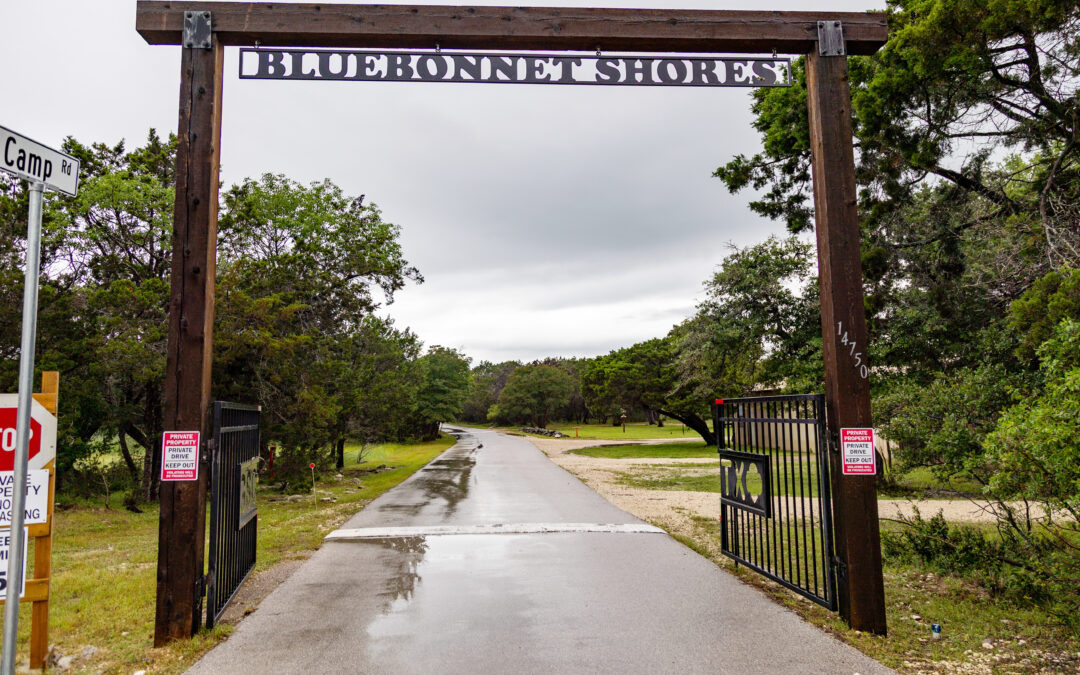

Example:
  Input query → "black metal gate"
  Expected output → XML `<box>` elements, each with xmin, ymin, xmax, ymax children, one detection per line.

<box><xmin>712</xmin><ymin>394</ymin><xmax>836</xmax><ymax>609</ymax></box>
<box><xmin>206</xmin><ymin>401</ymin><xmax>261</xmax><ymax>628</ymax></box>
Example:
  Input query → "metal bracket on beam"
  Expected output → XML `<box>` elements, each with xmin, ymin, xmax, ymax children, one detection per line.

<box><xmin>183</xmin><ymin>11</ymin><xmax>212</xmax><ymax>49</ymax></box>
<box><xmin>817</xmin><ymin>20</ymin><xmax>846</xmax><ymax>57</ymax></box>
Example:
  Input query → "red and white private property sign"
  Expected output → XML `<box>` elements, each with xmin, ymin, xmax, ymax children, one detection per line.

<box><xmin>161</xmin><ymin>431</ymin><xmax>200</xmax><ymax>481</ymax></box>
<box><xmin>841</xmin><ymin>428</ymin><xmax>876</xmax><ymax>475</ymax></box>
<box><xmin>0</xmin><ymin>395</ymin><xmax>57</xmax><ymax>472</ymax></box>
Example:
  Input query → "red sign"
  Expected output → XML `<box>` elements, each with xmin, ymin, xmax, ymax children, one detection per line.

<box><xmin>0</xmin><ymin>397</ymin><xmax>56</xmax><ymax>472</ymax></box>
<box><xmin>161</xmin><ymin>431</ymin><xmax>200</xmax><ymax>481</ymax></box>
<box><xmin>0</xmin><ymin>408</ymin><xmax>42</xmax><ymax>472</ymax></box>
<box><xmin>841</xmin><ymin>428</ymin><xmax>876</xmax><ymax>475</ymax></box>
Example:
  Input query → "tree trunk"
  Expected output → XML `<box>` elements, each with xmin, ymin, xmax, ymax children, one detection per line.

<box><xmin>117</xmin><ymin>429</ymin><xmax>140</xmax><ymax>481</ymax></box>
<box><xmin>657</xmin><ymin>408</ymin><xmax>712</xmax><ymax>445</ymax></box>
<box><xmin>335</xmin><ymin>437</ymin><xmax>345</xmax><ymax>470</ymax></box>
<box><xmin>140</xmin><ymin>385</ymin><xmax>163</xmax><ymax>502</ymax></box>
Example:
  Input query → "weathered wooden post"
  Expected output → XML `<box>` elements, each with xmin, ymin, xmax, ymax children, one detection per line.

<box><xmin>154</xmin><ymin>10</ymin><xmax>223</xmax><ymax>645</ymax></box>
<box><xmin>806</xmin><ymin>22</ymin><xmax>888</xmax><ymax>635</ymax></box>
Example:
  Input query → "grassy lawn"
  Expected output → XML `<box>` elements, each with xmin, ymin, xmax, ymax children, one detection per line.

<box><xmin>674</xmin><ymin>516</ymin><xmax>1080</xmax><ymax>673</ymax></box>
<box><xmin>573</xmin><ymin>443</ymin><xmax>823</xmax><ymax>500</ymax></box>
<box><xmin>881</xmin><ymin>466</ymin><xmax>985</xmax><ymax>499</ymax></box>
<box><xmin>542</xmin><ymin>421</ymin><xmax>709</xmax><ymax>440</ymax></box>
<box><xmin>7</xmin><ymin>434</ymin><xmax>454</xmax><ymax>674</ymax></box>
<box><xmin>567</xmin><ymin>440</ymin><xmax>713</xmax><ymax>458</ymax></box>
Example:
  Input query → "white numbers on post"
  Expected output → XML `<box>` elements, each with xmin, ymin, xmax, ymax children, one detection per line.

<box><xmin>837</xmin><ymin>321</ymin><xmax>869</xmax><ymax>380</ymax></box>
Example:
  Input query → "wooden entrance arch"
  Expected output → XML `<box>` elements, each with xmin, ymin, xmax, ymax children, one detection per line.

<box><xmin>136</xmin><ymin>1</ymin><xmax>889</xmax><ymax>643</ymax></box>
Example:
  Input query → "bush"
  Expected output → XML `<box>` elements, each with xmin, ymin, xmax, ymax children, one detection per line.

<box><xmin>883</xmin><ymin>509</ymin><xmax>1080</xmax><ymax>629</ymax></box>
<box><xmin>64</xmin><ymin>452</ymin><xmax>142</xmax><ymax>507</ymax></box>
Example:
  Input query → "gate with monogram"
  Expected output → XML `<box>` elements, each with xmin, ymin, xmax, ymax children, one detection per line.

<box><xmin>712</xmin><ymin>394</ymin><xmax>836</xmax><ymax>609</ymax></box>
<box><xmin>205</xmin><ymin>401</ymin><xmax>261</xmax><ymax>628</ymax></box>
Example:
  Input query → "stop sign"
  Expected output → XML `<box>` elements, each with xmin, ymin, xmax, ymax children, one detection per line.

<box><xmin>0</xmin><ymin>395</ymin><xmax>57</xmax><ymax>472</ymax></box>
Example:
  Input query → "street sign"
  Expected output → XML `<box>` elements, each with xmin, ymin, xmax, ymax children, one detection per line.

<box><xmin>161</xmin><ymin>431</ymin><xmax>200</xmax><ymax>481</ymax></box>
<box><xmin>0</xmin><ymin>396</ymin><xmax>57</xmax><ymax>472</ymax></box>
<box><xmin>0</xmin><ymin>125</ymin><xmax>80</xmax><ymax>197</ymax></box>
<box><xmin>0</xmin><ymin>470</ymin><xmax>49</xmax><ymax>526</ymax></box>
<box><xmin>0</xmin><ymin>528</ymin><xmax>27</xmax><ymax>601</ymax></box>
<box><xmin>841</xmin><ymin>428</ymin><xmax>876</xmax><ymax>475</ymax></box>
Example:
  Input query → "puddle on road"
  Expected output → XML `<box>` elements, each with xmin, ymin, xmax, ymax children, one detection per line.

<box><xmin>357</xmin><ymin>536</ymin><xmax>429</xmax><ymax>613</ymax></box>
<box><xmin>376</xmin><ymin>442</ymin><xmax>477</xmax><ymax>519</ymax></box>
<box><xmin>348</xmin><ymin>534</ymin><xmax>542</xmax><ymax>653</ymax></box>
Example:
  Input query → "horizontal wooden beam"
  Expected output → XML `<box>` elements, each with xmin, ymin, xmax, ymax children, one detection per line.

<box><xmin>0</xmin><ymin>579</ymin><xmax>49</xmax><ymax>604</ymax></box>
<box><xmin>136</xmin><ymin>2</ymin><xmax>888</xmax><ymax>55</ymax></box>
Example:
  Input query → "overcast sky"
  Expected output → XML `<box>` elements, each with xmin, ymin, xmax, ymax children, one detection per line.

<box><xmin>2</xmin><ymin>0</ymin><xmax>885</xmax><ymax>364</ymax></box>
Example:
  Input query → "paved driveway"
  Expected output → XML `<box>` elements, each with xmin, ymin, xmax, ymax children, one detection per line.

<box><xmin>188</xmin><ymin>427</ymin><xmax>893</xmax><ymax>674</ymax></box>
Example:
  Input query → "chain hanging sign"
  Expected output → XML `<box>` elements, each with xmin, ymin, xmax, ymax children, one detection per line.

<box><xmin>239</xmin><ymin>49</ymin><xmax>792</xmax><ymax>88</ymax></box>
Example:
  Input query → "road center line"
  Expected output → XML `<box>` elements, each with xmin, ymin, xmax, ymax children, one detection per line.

<box><xmin>325</xmin><ymin>523</ymin><xmax>666</xmax><ymax>540</ymax></box>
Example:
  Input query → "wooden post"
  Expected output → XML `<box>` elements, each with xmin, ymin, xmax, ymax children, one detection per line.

<box><xmin>806</xmin><ymin>50</ymin><xmax>887</xmax><ymax>635</ymax></box>
<box><xmin>31</xmin><ymin>372</ymin><xmax>57</xmax><ymax>669</ymax></box>
<box><xmin>154</xmin><ymin>30</ymin><xmax>223</xmax><ymax>645</ymax></box>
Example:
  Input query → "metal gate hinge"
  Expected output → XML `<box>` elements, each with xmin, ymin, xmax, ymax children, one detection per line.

<box><xmin>826</xmin><ymin>430</ymin><xmax>840</xmax><ymax>454</ymax></box>
<box><xmin>817</xmin><ymin>20</ymin><xmax>846</xmax><ymax>57</ymax></box>
<box><xmin>832</xmin><ymin>556</ymin><xmax>848</xmax><ymax>579</ymax></box>
<box><xmin>183</xmin><ymin>11</ymin><xmax>213</xmax><ymax>50</ymax></box>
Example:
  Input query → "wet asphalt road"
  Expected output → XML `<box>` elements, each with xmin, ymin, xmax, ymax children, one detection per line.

<box><xmin>188</xmin><ymin>427</ymin><xmax>893</xmax><ymax>674</ymax></box>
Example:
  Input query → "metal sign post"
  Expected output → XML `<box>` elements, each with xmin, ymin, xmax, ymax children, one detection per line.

<box><xmin>0</xmin><ymin>126</ymin><xmax>79</xmax><ymax>675</ymax></box>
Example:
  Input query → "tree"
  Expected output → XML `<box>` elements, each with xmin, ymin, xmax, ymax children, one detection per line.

<box><xmin>1</xmin><ymin>132</ymin><xmax>179</xmax><ymax>497</ymax></box>
<box><xmin>492</xmin><ymin>364</ymin><xmax>572</xmax><ymax>428</ymax></box>
<box><xmin>460</xmin><ymin>360</ymin><xmax>520</xmax><ymax>423</ymax></box>
<box><xmin>686</xmin><ymin>236</ymin><xmax>820</xmax><ymax>393</ymax></box>
<box><xmin>2</xmin><ymin>135</ymin><xmax>430</xmax><ymax>496</ymax></box>
<box><xmin>214</xmin><ymin>173</ymin><xmax>427</xmax><ymax>478</ymax></box>
<box><xmin>716</xmin><ymin>1</ymin><xmax>1080</xmax><ymax>265</ymax></box>
<box><xmin>409</xmin><ymin>346</ymin><xmax>472</xmax><ymax>440</ymax></box>
<box><xmin>581</xmin><ymin>338</ymin><xmax>714</xmax><ymax>443</ymax></box>
<box><xmin>1008</xmin><ymin>268</ymin><xmax>1080</xmax><ymax>364</ymax></box>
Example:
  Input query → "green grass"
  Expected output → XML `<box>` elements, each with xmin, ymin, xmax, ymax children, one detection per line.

<box><xmin>609</xmin><ymin>451</ymin><xmax>823</xmax><ymax>498</ymax></box>
<box><xmin>882</xmin><ymin>466</ymin><xmax>985</xmax><ymax>499</ymax></box>
<box><xmin>542</xmin><ymin>421</ymin><xmax>709</xmax><ymax>440</ymax></box>
<box><xmin>9</xmin><ymin>434</ymin><xmax>454</xmax><ymax>674</ymax></box>
<box><xmin>567</xmin><ymin>440</ymin><xmax>714</xmax><ymax>458</ymax></box>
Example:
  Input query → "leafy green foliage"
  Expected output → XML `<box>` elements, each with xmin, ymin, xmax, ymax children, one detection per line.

<box><xmin>984</xmin><ymin>320</ymin><xmax>1080</xmax><ymax>514</ymax></box>
<box><xmin>883</xmin><ymin>510</ymin><xmax>1080</xmax><ymax>629</ymax></box>
<box><xmin>580</xmin><ymin>337</ymin><xmax>713</xmax><ymax>442</ymax></box>
<box><xmin>409</xmin><ymin>346</ymin><xmax>472</xmax><ymax>440</ymax></box>
<box><xmin>460</xmin><ymin>360</ymin><xmax>520</xmax><ymax>423</ymax></box>
<box><xmin>1008</xmin><ymin>268</ymin><xmax>1080</xmax><ymax>363</ymax></box>
<box><xmin>213</xmin><ymin>172</ymin><xmax>429</xmax><ymax>482</ymax></box>
<box><xmin>875</xmin><ymin>364</ymin><xmax>1031</xmax><ymax>478</ymax></box>
<box><xmin>490</xmin><ymin>364</ymin><xmax>572</xmax><ymax>428</ymax></box>
<box><xmin>1</xmin><ymin>134</ymin><xmax>444</xmax><ymax>495</ymax></box>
